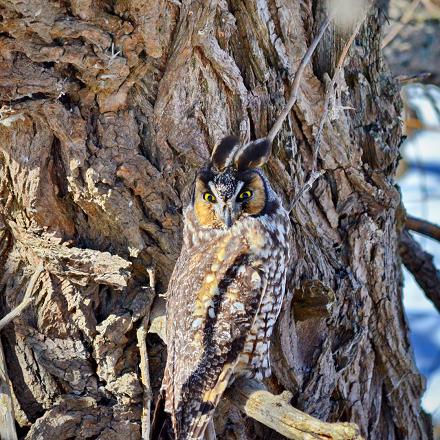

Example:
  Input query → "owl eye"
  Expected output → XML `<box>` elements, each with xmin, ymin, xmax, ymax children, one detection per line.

<box><xmin>203</xmin><ymin>192</ymin><xmax>216</xmax><ymax>203</ymax></box>
<box><xmin>238</xmin><ymin>190</ymin><xmax>253</xmax><ymax>201</ymax></box>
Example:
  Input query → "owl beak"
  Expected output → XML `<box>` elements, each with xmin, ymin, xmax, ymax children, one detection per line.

<box><xmin>222</xmin><ymin>207</ymin><xmax>233</xmax><ymax>228</ymax></box>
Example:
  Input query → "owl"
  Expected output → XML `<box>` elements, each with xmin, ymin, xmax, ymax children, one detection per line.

<box><xmin>161</xmin><ymin>135</ymin><xmax>291</xmax><ymax>440</ymax></box>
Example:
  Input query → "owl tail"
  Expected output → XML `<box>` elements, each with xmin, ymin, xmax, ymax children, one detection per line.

<box><xmin>179</xmin><ymin>363</ymin><xmax>236</xmax><ymax>440</ymax></box>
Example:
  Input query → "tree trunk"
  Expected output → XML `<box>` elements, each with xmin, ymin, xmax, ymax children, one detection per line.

<box><xmin>0</xmin><ymin>1</ymin><xmax>432</xmax><ymax>439</ymax></box>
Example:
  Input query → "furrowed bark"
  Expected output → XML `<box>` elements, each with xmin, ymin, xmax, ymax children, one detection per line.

<box><xmin>0</xmin><ymin>1</ymin><xmax>431</xmax><ymax>439</ymax></box>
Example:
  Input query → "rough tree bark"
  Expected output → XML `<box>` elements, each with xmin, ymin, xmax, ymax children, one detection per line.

<box><xmin>0</xmin><ymin>1</ymin><xmax>432</xmax><ymax>439</ymax></box>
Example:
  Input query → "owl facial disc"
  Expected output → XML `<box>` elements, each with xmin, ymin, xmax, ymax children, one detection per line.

<box><xmin>192</xmin><ymin>135</ymin><xmax>274</xmax><ymax>230</ymax></box>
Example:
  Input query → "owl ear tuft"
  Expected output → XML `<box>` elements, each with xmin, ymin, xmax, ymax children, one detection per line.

<box><xmin>233</xmin><ymin>138</ymin><xmax>271</xmax><ymax>170</ymax></box>
<box><xmin>210</xmin><ymin>135</ymin><xmax>241</xmax><ymax>171</ymax></box>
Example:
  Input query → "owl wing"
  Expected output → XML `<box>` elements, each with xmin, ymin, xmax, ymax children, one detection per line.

<box><xmin>163</xmin><ymin>234</ymin><xmax>266</xmax><ymax>440</ymax></box>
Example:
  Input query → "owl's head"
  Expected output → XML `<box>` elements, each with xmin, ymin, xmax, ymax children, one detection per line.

<box><xmin>193</xmin><ymin>136</ymin><xmax>277</xmax><ymax>229</ymax></box>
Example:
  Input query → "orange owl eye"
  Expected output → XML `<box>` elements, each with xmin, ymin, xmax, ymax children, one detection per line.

<box><xmin>203</xmin><ymin>192</ymin><xmax>216</xmax><ymax>203</ymax></box>
<box><xmin>238</xmin><ymin>190</ymin><xmax>252</xmax><ymax>200</ymax></box>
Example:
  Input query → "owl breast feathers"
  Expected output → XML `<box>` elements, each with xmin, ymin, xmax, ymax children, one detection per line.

<box><xmin>161</xmin><ymin>136</ymin><xmax>291</xmax><ymax>440</ymax></box>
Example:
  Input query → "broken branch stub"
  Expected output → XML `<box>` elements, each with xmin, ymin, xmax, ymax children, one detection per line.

<box><xmin>228</xmin><ymin>379</ymin><xmax>363</xmax><ymax>440</ymax></box>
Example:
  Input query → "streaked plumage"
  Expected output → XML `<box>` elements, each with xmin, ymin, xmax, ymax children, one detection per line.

<box><xmin>162</xmin><ymin>136</ymin><xmax>291</xmax><ymax>440</ymax></box>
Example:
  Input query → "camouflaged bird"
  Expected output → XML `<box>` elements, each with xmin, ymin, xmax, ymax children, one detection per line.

<box><xmin>162</xmin><ymin>136</ymin><xmax>291</xmax><ymax>440</ymax></box>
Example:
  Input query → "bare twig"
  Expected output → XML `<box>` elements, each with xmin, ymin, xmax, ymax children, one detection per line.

<box><xmin>147</xmin><ymin>267</ymin><xmax>156</xmax><ymax>290</ymax></box>
<box><xmin>290</xmin><ymin>11</ymin><xmax>369</xmax><ymax>212</ymax></box>
<box><xmin>148</xmin><ymin>306</ymin><xmax>362</xmax><ymax>440</ymax></box>
<box><xmin>405</xmin><ymin>120</ymin><xmax>440</xmax><ymax>133</ymax></box>
<box><xmin>104</xmin><ymin>42</ymin><xmax>122</xmax><ymax>65</ymax></box>
<box><xmin>0</xmin><ymin>263</ymin><xmax>44</xmax><ymax>331</ymax></box>
<box><xmin>399</xmin><ymin>229</ymin><xmax>440</xmax><ymax>313</ymax></box>
<box><xmin>396</xmin><ymin>72</ymin><xmax>432</xmax><ymax>84</ymax></box>
<box><xmin>381</xmin><ymin>0</ymin><xmax>421</xmax><ymax>49</ymax></box>
<box><xmin>267</xmin><ymin>17</ymin><xmax>332</xmax><ymax>144</ymax></box>
<box><xmin>406</xmin><ymin>216</ymin><xmax>440</xmax><ymax>242</ymax></box>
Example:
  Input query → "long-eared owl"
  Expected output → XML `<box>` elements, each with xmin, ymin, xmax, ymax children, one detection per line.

<box><xmin>162</xmin><ymin>136</ymin><xmax>291</xmax><ymax>439</ymax></box>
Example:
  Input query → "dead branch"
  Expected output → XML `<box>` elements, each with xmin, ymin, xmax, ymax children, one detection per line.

<box><xmin>228</xmin><ymin>379</ymin><xmax>362</xmax><ymax>440</ymax></box>
<box><xmin>396</xmin><ymin>72</ymin><xmax>432</xmax><ymax>84</ymax></box>
<box><xmin>267</xmin><ymin>17</ymin><xmax>332</xmax><ymax>144</ymax></box>
<box><xmin>148</xmin><ymin>305</ymin><xmax>363</xmax><ymax>440</ymax></box>
<box><xmin>279</xmin><ymin>16</ymin><xmax>332</xmax><ymax>211</ymax></box>
<box><xmin>399</xmin><ymin>229</ymin><xmax>440</xmax><ymax>313</ymax></box>
<box><xmin>406</xmin><ymin>216</ymin><xmax>440</xmax><ymax>242</ymax></box>
<box><xmin>0</xmin><ymin>263</ymin><xmax>44</xmax><ymax>331</ymax></box>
